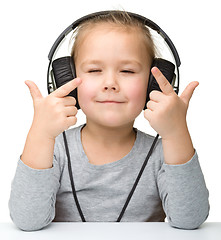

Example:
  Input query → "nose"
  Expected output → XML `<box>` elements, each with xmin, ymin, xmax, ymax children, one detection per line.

<box><xmin>103</xmin><ymin>72</ymin><xmax>120</xmax><ymax>92</ymax></box>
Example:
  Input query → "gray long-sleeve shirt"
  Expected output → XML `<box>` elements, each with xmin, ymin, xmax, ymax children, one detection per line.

<box><xmin>9</xmin><ymin>124</ymin><xmax>209</xmax><ymax>231</ymax></box>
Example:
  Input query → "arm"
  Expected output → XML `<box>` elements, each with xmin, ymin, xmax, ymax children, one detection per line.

<box><xmin>157</xmin><ymin>142</ymin><xmax>210</xmax><ymax>229</ymax></box>
<box><xmin>8</xmin><ymin>137</ymin><xmax>61</xmax><ymax>231</ymax></box>
<box><xmin>144</xmin><ymin>67</ymin><xmax>209</xmax><ymax>228</ymax></box>
<box><xmin>161</xmin><ymin>124</ymin><xmax>195</xmax><ymax>165</ymax></box>
<box><xmin>21</xmin><ymin>126</ymin><xmax>55</xmax><ymax>169</ymax></box>
<box><xmin>9</xmin><ymin>78</ymin><xmax>81</xmax><ymax>231</ymax></box>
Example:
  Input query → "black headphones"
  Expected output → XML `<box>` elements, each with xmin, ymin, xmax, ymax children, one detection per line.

<box><xmin>47</xmin><ymin>10</ymin><xmax>180</xmax><ymax>110</ymax></box>
<box><xmin>46</xmin><ymin>11</ymin><xmax>181</xmax><ymax>222</ymax></box>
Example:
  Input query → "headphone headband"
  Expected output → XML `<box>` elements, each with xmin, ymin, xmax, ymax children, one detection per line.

<box><xmin>48</xmin><ymin>10</ymin><xmax>181</xmax><ymax>68</ymax></box>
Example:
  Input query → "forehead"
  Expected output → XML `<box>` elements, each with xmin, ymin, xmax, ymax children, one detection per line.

<box><xmin>80</xmin><ymin>22</ymin><xmax>145</xmax><ymax>45</ymax></box>
<box><xmin>75</xmin><ymin>23</ymin><xmax>150</xmax><ymax>64</ymax></box>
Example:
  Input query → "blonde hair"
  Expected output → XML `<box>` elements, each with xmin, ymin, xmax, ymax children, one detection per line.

<box><xmin>70</xmin><ymin>11</ymin><xmax>157</xmax><ymax>64</ymax></box>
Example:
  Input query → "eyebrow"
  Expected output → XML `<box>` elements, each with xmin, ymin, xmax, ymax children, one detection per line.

<box><xmin>81</xmin><ymin>60</ymin><xmax>103</xmax><ymax>67</ymax></box>
<box><xmin>80</xmin><ymin>59</ymin><xmax>142</xmax><ymax>67</ymax></box>
<box><xmin>119</xmin><ymin>60</ymin><xmax>142</xmax><ymax>67</ymax></box>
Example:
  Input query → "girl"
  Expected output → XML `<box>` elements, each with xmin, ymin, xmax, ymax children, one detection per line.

<box><xmin>9</xmin><ymin>11</ymin><xmax>209</xmax><ymax>231</ymax></box>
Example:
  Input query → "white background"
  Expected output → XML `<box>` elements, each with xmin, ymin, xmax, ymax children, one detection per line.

<box><xmin>1</xmin><ymin>0</ymin><xmax>220</xmax><ymax>223</ymax></box>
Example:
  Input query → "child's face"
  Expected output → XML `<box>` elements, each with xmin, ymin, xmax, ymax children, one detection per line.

<box><xmin>75</xmin><ymin>23</ymin><xmax>151</xmax><ymax>128</ymax></box>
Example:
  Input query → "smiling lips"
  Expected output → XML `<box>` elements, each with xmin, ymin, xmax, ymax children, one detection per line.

<box><xmin>97</xmin><ymin>100</ymin><xmax>125</xmax><ymax>104</ymax></box>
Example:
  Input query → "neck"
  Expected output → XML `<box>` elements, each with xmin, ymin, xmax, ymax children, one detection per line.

<box><xmin>81</xmin><ymin>120</ymin><xmax>136</xmax><ymax>148</ymax></box>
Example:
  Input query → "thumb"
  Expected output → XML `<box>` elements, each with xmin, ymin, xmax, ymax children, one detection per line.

<box><xmin>180</xmin><ymin>81</ymin><xmax>199</xmax><ymax>105</ymax></box>
<box><xmin>25</xmin><ymin>80</ymin><xmax>43</xmax><ymax>102</ymax></box>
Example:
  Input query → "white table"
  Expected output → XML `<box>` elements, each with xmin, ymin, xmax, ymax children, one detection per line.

<box><xmin>1</xmin><ymin>222</ymin><xmax>220</xmax><ymax>240</ymax></box>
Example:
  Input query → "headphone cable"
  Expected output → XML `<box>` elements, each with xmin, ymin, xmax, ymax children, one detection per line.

<box><xmin>63</xmin><ymin>130</ymin><xmax>159</xmax><ymax>222</ymax></box>
<box><xmin>63</xmin><ymin>131</ymin><xmax>86</xmax><ymax>222</ymax></box>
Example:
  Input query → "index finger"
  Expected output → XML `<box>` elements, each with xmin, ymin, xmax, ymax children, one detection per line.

<box><xmin>151</xmin><ymin>67</ymin><xmax>174</xmax><ymax>95</ymax></box>
<box><xmin>52</xmin><ymin>78</ymin><xmax>82</xmax><ymax>98</ymax></box>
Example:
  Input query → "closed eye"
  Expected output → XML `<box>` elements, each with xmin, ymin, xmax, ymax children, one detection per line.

<box><xmin>121</xmin><ymin>70</ymin><xmax>135</xmax><ymax>74</ymax></box>
<box><xmin>88</xmin><ymin>69</ymin><xmax>102</xmax><ymax>73</ymax></box>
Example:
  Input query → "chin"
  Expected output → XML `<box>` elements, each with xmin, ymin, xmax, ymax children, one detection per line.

<box><xmin>82</xmin><ymin>105</ymin><xmax>141</xmax><ymax>128</ymax></box>
<box><xmin>95</xmin><ymin>115</ymin><xmax>134</xmax><ymax>129</ymax></box>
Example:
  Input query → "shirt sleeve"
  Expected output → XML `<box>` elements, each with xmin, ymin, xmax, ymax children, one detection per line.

<box><xmin>8</xmin><ymin>141</ymin><xmax>61</xmax><ymax>231</ymax></box>
<box><xmin>157</xmin><ymin>144</ymin><xmax>210</xmax><ymax>230</ymax></box>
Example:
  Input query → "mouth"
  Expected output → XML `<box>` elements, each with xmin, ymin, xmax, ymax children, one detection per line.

<box><xmin>97</xmin><ymin>101</ymin><xmax>125</xmax><ymax>104</ymax></box>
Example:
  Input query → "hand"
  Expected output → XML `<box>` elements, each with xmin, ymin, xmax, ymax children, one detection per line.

<box><xmin>144</xmin><ymin>67</ymin><xmax>199</xmax><ymax>139</ymax></box>
<box><xmin>25</xmin><ymin>78</ymin><xmax>82</xmax><ymax>139</ymax></box>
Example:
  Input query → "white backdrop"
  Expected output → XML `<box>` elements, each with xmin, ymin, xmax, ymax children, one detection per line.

<box><xmin>1</xmin><ymin>0</ymin><xmax>220</xmax><ymax>223</ymax></box>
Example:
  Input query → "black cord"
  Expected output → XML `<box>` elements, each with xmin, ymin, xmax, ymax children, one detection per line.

<box><xmin>63</xmin><ymin>130</ymin><xmax>159</xmax><ymax>222</ymax></box>
<box><xmin>62</xmin><ymin>131</ymin><xmax>86</xmax><ymax>222</ymax></box>
<box><xmin>116</xmin><ymin>133</ymin><xmax>159</xmax><ymax>222</ymax></box>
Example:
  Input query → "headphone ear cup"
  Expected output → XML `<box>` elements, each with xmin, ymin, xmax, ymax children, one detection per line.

<box><xmin>52</xmin><ymin>56</ymin><xmax>80</xmax><ymax>109</ymax></box>
<box><xmin>144</xmin><ymin>58</ymin><xmax>175</xmax><ymax>110</ymax></box>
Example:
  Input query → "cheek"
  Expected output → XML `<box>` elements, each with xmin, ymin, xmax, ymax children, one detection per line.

<box><xmin>77</xmin><ymin>80</ymin><xmax>96</xmax><ymax>109</ymax></box>
<box><xmin>126</xmin><ymin>79</ymin><xmax>147</xmax><ymax>107</ymax></box>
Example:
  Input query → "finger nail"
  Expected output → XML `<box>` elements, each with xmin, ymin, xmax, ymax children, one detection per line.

<box><xmin>151</xmin><ymin>67</ymin><xmax>158</xmax><ymax>74</ymax></box>
<box><xmin>24</xmin><ymin>80</ymin><xmax>30</xmax><ymax>87</ymax></box>
<box><xmin>74</xmin><ymin>78</ymin><xmax>81</xmax><ymax>83</ymax></box>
